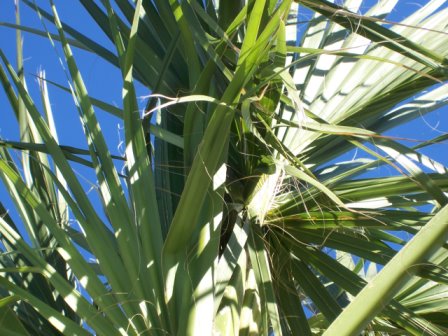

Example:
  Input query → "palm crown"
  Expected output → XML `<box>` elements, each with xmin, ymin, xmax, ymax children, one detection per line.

<box><xmin>0</xmin><ymin>0</ymin><xmax>447</xmax><ymax>335</ymax></box>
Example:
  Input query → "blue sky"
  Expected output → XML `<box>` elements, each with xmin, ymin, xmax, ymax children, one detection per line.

<box><xmin>0</xmin><ymin>1</ymin><xmax>447</xmax><ymax>328</ymax></box>
<box><xmin>0</xmin><ymin>1</ymin><xmax>447</xmax><ymax>229</ymax></box>
<box><xmin>1</xmin><ymin>1</ymin><xmax>446</xmax><ymax>153</ymax></box>
<box><xmin>1</xmin><ymin>1</ymin><xmax>127</xmax><ymax>151</ymax></box>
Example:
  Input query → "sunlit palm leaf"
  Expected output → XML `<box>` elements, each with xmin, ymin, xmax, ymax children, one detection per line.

<box><xmin>0</xmin><ymin>0</ymin><xmax>447</xmax><ymax>335</ymax></box>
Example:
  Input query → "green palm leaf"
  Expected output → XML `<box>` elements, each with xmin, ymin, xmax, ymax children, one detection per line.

<box><xmin>0</xmin><ymin>0</ymin><xmax>447</xmax><ymax>335</ymax></box>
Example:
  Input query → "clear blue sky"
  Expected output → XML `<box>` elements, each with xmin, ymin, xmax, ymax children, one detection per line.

<box><xmin>1</xmin><ymin>1</ymin><xmax>446</xmax><ymax>154</ymax></box>
<box><xmin>0</xmin><ymin>1</ymin><xmax>447</xmax><ymax>218</ymax></box>
<box><xmin>0</xmin><ymin>2</ymin><xmax>446</xmax><ymax>325</ymax></box>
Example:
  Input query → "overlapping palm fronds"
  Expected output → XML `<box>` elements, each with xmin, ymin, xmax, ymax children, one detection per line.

<box><xmin>0</xmin><ymin>0</ymin><xmax>447</xmax><ymax>335</ymax></box>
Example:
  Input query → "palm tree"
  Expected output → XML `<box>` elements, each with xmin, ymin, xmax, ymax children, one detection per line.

<box><xmin>0</xmin><ymin>0</ymin><xmax>447</xmax><ymax>335</ymax></box>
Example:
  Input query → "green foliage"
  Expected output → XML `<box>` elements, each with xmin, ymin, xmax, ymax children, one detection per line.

<box><xmin>0</xmin><ymin>0</ymin><xmax>448</xmax><ymax>335</ymax></box>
